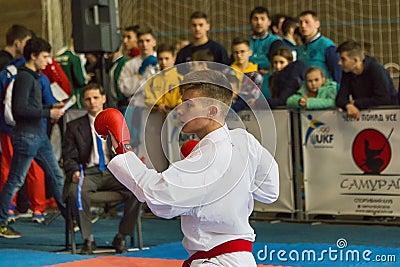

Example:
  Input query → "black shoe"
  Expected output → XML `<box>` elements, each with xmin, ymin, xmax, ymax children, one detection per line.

<box><xmin>81</xmin><ymin>239</ymin><xmax>97</xmax><ymax>255</ymax></box>
<box><xmin>112</xmin><ymin>234</ymin><xmax>127</xmax><ymax>254</ymax></box>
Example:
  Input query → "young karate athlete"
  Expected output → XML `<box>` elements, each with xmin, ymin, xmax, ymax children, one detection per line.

<box><xmin>95</xmin><ymin>69</ymin><xmax>279</xmax><ymax>266</ymax></box>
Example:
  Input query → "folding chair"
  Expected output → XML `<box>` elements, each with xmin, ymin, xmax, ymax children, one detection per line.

<box><xmin>65</xmin><ymin>191</ymin><xmax>143</xmax><ymax>254</ymax></box>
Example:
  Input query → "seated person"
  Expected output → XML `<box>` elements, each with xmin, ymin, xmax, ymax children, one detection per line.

<box><xmin>335</xmin><ymin>40</ymin><xmax>395</xmax><ymax>119</ymax></box>
<box><xmin>286</xmin><ymin>66</ymin><xmax>337</xmax><ymax>109</ymax></box>
<box><xmin>62</xmin><ymin>83</ymin><xmax>141</xmax><ymax>255</ymax></box>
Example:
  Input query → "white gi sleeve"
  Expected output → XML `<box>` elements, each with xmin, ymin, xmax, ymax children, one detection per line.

<box><xmin>107</xmin><ymin>152</ymin><xmax>191</xmax><ymax>219</ymax></box>
<box><xmin>252</xmin><ymin>145</ymin><xmax>280</xmax><ymax>204</ymax></box>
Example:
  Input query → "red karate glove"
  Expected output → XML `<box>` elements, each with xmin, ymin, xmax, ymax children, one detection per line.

<box><xmin>180</xmin><ymin>140</ymin><xmax>199</xmax><ymax>159</ymax></box>
<box><xmin>94</xmin><ymin>108</ymin><xmax>132</xmax><ymax>154</ymax></box>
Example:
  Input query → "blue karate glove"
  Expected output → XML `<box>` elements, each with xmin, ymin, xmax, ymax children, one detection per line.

<box><xmin>139</xmin><ymin>55</ymin><xmax>158</xmax><ymax>75</ymax></box>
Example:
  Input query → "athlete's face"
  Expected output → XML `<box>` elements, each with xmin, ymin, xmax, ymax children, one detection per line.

<box><xmin>177</xmin><ymin>89</ymin><xmax>211</xmax><ymax>138</ymax></box>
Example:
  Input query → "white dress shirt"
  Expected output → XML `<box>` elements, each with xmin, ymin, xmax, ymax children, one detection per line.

<box><xmin>87</xmin><ymin>114</ymin><xmax>109</xmax><ymax>167</ymax></box>
<box><xmin>108</xmin><ymin>124</ymin><xmax>279</xmax><ymax>255</ymax></box>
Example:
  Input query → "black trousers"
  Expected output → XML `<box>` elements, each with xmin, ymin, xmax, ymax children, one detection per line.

<box><xmin>69</xmin><ymin>167</ymin><xmax>140</xmax><ymax>240</ymax></box>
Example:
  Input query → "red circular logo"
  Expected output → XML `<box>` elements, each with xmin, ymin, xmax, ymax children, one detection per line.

<box><xmin>352</xmin><ymin>128</ymin><xmax>392</xmax><ymax>174</ymax></box>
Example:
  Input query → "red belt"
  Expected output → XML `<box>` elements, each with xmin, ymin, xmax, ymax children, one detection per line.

<box><xmin>182</xmin><ymin>239</ymin><xmax>252</xmax><ymax>267</ymax></box>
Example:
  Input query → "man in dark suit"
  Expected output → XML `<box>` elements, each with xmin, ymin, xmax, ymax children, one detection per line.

<box><xmin>62</xmin><ymin>83</ymin><xmax>140</xmax><ymax>254</ymax></box>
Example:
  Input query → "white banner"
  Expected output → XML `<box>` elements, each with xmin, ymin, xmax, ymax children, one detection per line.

<box><xmin>301</xmin><ymin>109</ymin><xmax>400</xmax><ymax>216</ymax></box>
<box><xmin>236</xmin><ymin>110</ymin><xmax>295</xmax><ymax>213</ymax></box>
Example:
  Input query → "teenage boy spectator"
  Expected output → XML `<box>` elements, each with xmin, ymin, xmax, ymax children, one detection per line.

<box><xmin>0</xmin><ymin>25</ymin><xmax>33</xmax><ymax>219</ymax></box>
<box><xmin>190</xmin><ymin>49</ymin><xmax>215</xmax><ymax>71</ymax></box>
<box><xmin>144</xmin><ymin>44</ymin><xmax>182</xmax><ymax>116</ymax></box>
<box><xmin>0</xmin><ymin>25</ymin><xmax>32</xmax><ymax>70</ymax></box>
<box><xmin>175</xmin><ymin>38</ymin><xmax>190</xmax><ymax>54</ymax></box>
<box><xmin>230</xmin><ymin>37</ymin><xmax>263</xmax><ymax>111</ymax></box>
<box><xmin>122</xmin><ymin>25</ymin><xmax>140</xmax><ymax>58</ymax></box>
<box><xmin>281</xmin><ymin>17</ymin><xmax>300</xmax><ymax>59</ymax></box>
<box><xmin>107</xmin><ymin>44</ymin><xmax>129</xmax><ymax>111</ymax></box>
<box><xmin>144</xmin><ymin>43</ymin><xmax>182</xmax><ymax>171</ymax></box>
<box><xmin>335</xmin><ymin>40</ymin><xmax>395</xmax><ymax>119</ymax></box>
<box><xmin>96</xmin><ymin>69</ymin><xmax>279</xmax><ymax>266</ymax></box>
<box><xmin>248</xmin><ymin>6</ymin><xmax>286</xmax><ymax>99</ymax></box>
<box><xmin>287</xmin><ymin>66</ymin><xmax>337</xmax><ymax>109</ymax></box>
<box><xmin>63</xmin><ymin>83</ymin><xmax>140</xmax><ymax>254</ymax></box>
<box><xmin>270</xmin><ymin>13</ymin><xmax>287</xmax><ymax>37</ymax></box>
<box><xmin>118</xmin><ymin>27</ymin><xmax>157</xmax><ymax>157</ymax></box>
<box><xmin>0</xmin><ymin>26</ymin><xmax>54</xmax><ymax>223</ymax></box>
<box><xmin>249</xmin><ymin>7</ymin><xmax>285</xmax><ymax>74</ymax></box>
<box><xmin>297</xmin><ymin>10</ymin><xmax>342</xmax><ymax>83</ymax></box>
<box><xmin>175</xmin><ymin>11</ymin><xmax>229</xmax><ymax>65</ymax></box>
<box><xmin>119</xmin><ymin>27</ymin><xmax>157</xmax><ymax>103</ymax></box>
<box><xmin>0</xmin><ymin>38</ymin><xmax>66</xmax><ymax>238</ymax></box>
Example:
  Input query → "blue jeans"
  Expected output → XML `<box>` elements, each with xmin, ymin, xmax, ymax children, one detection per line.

<box><xmin>0</xmin><ymin>131</ymin><xmax>66</xmax><ymax>224</ymax></box>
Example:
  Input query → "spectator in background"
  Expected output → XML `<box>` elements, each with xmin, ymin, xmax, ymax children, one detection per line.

<box><xmin>281</xmin><ymin>16</ymin><xmax>300</xmax><ymax>60</ymax></box>
<box><xmin>106</xmin><ymin>44</ymin><xmax>129</xmax><ymax>112</ymax></box>
<box><xmin>335</xmin><ymin>40</ymin><xmax>395</xmax><ymax>119</ymax></box>
<box><xmin>55</xmin><ymin>39</ymin><xmax>87</xmax><ymax>109</ymax></box>
<box><xmin>63</xmin><ymin>83</ymin><xmax>140</xmax><ymax>254</ymax></box>
<box><xmin>270</xmin><ymin>13</ymin><xmax>287</xmax><ymax>37</ymax></box>
<box><xmin>190</xmin><ymin>49</ymin><xmax>215</xmax><ymax>71</ymax></box>
<box><xmin>175</xmin><ymin>11</ymin><xmax>229</xmax><ymax>65</ymax></box>
<box><xmin>144</xmin><ymin>43</ymin><xmax>182</xmax><ymax>117</ymax></box>
<box><xmin>174</xmin><ymin>38</ymin><xmax>190</xmax><ymax>53</ymax></box>
<box><xmin>0</xmin><ymin>25</ymin><xmax>53</xmax><ymax>224</ymax></box>
<box><xmin>118</xmin><ymin>27</ymin><xmax>157</xmax><ymax>160</ymax></box>
<box><xmin>297</xmin><ymin>10</ymin><xmax>342</xmax><ymax>84</ymax></box>
<box><xmin>363</xmin><ymin>42</ymin><xmax>372</xmax><ymax>56</ymax></box>
<box><xmin>144</xmin><ymin>43</ymin><xmax>182</xmax><ymax>171</ymax></box>
<box><xmin>0</xmin><ymin>38</ymin><xmax>66</xmax><ymax>238</ymax></box>
<box><xmin>248</xmin><ymin>6</ymin><xmax>286</xmax><ymax>99</ymax></box>
<box><xmin>265</xmin><ymin>47</ymin><xmax>307</xmax><ymax>109</ymax></box>
<box><xmin>0</xmin><ymin>25</ymin><xmax>32</xmax><ymax>70</ymax></box>
<box><xmin>122</xmin><ymin>25</ymin><xmax>140</xmax><ymax>58</ymax></box>
<box><xmin>230</xmin><ymin>37</ymin><xmax>263</xmax><ymax>111</ymax></box>
<box><xmin>287</xmin><ymin>66</ymin><xmax>337</xmax><ymax>109</ymax></box>
<box><xmin>84</xmin><ymin>53</ymin><xmax>102</xmax><ymax>84</ymax></box>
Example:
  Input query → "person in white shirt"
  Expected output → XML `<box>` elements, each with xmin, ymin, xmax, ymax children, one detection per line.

<box><xmin>98</xmin><ymin>69</ymin><xmax>279</xmax><ymax>266</ymax></box>
<box><xmin>118</xmin><ymin>27</ymin><xmax>157</xmax><ymax>158</ymax></box>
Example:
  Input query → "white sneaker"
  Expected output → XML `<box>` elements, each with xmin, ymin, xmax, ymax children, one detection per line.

<box><xmin>32</xmin><ymin>213</ymin><xmax>45</xmax><ymax>223</ymax></box>
<box><xmin>15</xmin><ymin>209</ymin><xmax>33</xmax><ymax>219</ymax></box>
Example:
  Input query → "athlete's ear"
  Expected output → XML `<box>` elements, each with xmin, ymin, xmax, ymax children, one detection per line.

<box><xmin>208</xmin><ymin>105</ymin><xmax>218</xmax><ymax>118</ymax></box>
